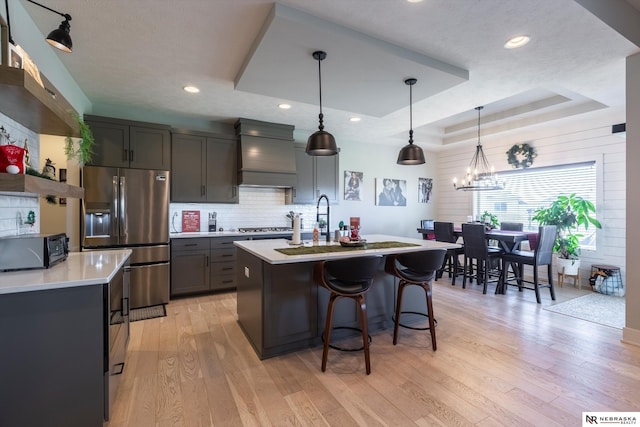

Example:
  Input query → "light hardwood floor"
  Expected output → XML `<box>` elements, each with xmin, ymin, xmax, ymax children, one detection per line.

<box><xmin>106</xmin><ymin>279</ymin><xmax>639</xmax><ymax>427</ymax></box>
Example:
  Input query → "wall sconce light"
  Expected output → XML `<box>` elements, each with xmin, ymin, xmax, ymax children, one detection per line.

<box><xmin>26</xmin><ymin>0</ymin><xmax>73</xmax><ymax>53</ymax></box>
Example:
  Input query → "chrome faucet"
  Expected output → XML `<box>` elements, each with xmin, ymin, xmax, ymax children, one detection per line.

<box><xmin>316</xmin><ymin>193</ymin><xmax>330</xmax><ymax>243</ymax></box>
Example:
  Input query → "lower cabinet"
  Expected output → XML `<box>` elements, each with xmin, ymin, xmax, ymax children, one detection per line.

<box><xmin>171</xmin><ymin>236</ymin><xmax>247</xmax><ymax>297</ymax></box>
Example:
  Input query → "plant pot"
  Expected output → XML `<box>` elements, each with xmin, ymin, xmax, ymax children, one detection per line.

<box><xmin>556</xmin><ymin>257</ymin><xmax>581</xmax><ymax>276</ymax></box>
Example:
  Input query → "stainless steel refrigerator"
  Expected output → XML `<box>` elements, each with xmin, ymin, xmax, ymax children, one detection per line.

<box><xmin>82</xmin><ymin>166</ymin><xmax>170</xmax><ymax>309</ymax></box>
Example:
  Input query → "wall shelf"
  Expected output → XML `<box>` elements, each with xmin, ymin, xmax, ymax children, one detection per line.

<box><xmin>0</xmin><ymin>173</ymin><xmax>84</xmax><ymax>198</ymax></box>
<box><xmin>0</xmin><ymin>65</ymin><xmax>79</xmax><ymax>137</ymax></box>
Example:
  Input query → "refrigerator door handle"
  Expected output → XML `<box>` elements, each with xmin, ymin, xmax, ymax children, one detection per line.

<box><xmin>120</xmin><ymin>176</ymin><xmax>127</xmax><ymax>238</ymax></box>
<box><xmin>112</xmin><ymin>176</ymin><xmax>119</xmax><ymax>239</ymax></box>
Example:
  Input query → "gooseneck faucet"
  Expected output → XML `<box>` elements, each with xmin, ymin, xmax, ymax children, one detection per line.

<box><xmin>316</xmin><ymin>193</ymin><xmax>330</xmax><ymax>243</ymax></box>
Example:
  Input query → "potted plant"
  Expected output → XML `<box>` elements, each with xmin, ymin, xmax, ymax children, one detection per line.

<box><xmin>64</xmin><ymin>112</ymin><xmax>95</xmax><ymax>167</ymax></box>
<box><xmin>480</xmin><ymin>210</ymin><xmax>499</xmax><ymax>229</ymax></box>
<box><xmin>531</xmin><ymin>193</ymin><xmax>602</xmax><ymax>274</ymax></box>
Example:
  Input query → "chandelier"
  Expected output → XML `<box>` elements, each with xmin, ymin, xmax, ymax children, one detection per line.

<box><xmin>453</xmin><ymin>106</ymin><xmax>505</xmax><ymax>191</ymax></box>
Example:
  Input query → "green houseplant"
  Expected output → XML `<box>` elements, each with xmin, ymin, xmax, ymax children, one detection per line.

<box><xmin>531</xmin><ymin>193</ymin><xmax>602</xmax><ymax>270</ymax></box>
<box><xmin>480</xmin><ymin>210</ymin><xmax>499</xmax><ymax>229</ymax></box>
<box><xmin>64</xmin><ymin>112</ymin><xmax>95</xmax><ymax>167</ymax></box>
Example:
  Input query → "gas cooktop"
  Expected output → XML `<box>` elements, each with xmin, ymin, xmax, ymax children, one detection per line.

<box><xmin>238</xmin><ymin>227</ymin><xmax>293</xmax><ymax>233</ymax></box>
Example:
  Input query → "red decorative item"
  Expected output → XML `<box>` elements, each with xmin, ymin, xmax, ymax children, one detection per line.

<box><xmin>182</xmin><ymin>210</ymin><xmax>200</xmax><ymax>232</ymax></box>
<box><xmin>0</xmin><ymin>144</ymin><xmax>26</xmax><ymax>174</ymax></box>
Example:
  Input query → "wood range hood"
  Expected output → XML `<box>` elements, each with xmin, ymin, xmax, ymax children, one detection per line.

<box><xmin>235</xmin><ymin>118</ymin><xmax>297</xmax><ymax>188</ymax></box>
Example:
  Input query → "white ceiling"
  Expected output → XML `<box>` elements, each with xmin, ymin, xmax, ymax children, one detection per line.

<box><xmin>19</xmin><ymin>0</ymin><xmax>640</xmax><ymax>149</ymax></box>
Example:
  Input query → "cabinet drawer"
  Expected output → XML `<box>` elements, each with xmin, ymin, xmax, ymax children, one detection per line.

<box><xmin>210</xmin><ymin>248</ymin><xmax>236</xmax><ymax>262</ymax></box>
<box><xmin>210</xmin><ymin>236</ymin><xmax>240</xmax><ymax>249</ymax></box>
<box><xmin>171</xmin><ymin>238</ymin><xmax>209</xmax><ymax>251</ymax></box>
<box><xmin>211</xmin><ymin>273</ymin><xmax>235</xmax><ymax>291</ymax></box>
<box><xmin>210</xmin><ymin>260</ymin><xmax>235</xmax><ymax>275</ymax></box>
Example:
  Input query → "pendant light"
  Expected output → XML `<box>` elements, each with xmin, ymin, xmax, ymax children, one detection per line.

<box><xmin>397</xmin><ymin>78</ymin><xmax>425</xmax><ymax>165</ymax></box>
<box><xmin>453</xmin><ymin>106</ymin><xmax>504</xmax><ymax>191</ymax></box>
<box><xmin>26</xmin><ymin>0</ymin><xmax>73</xmax><ymax>53</ymax></box>
<box><xmin>306</xmin><ymin>51</ymin><xmax>338</xmax><ymax>156</ymax></box>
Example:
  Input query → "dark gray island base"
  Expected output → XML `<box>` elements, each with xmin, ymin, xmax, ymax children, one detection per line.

<box><xmin>235</xmin><ymin>235</ymin><xmax>458</xmax><ymax>360</ymax></box>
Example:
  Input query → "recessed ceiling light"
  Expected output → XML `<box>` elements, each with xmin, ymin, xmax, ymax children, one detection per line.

<box><xmin>183</xmin><ymin>86</ymin><xmax>200</xmax><ymax>93</ymax></box>
<box><xmin>504</xmin><ymin>35</ymin><xmax>530</xmax><ymax>49</ymax></box>
<box><xmin>407</xmin><ymin>0</ymin><xmax>424</xmax><ymax>3</ymax></box>
<box><xmin>278</xmin><ymin>103</ymin><xmax>292</xmax><ymax>110</ymax></box>
<box><xmin>349</xmin><ymin>117</ymin><xmax>361</xmax><ymax>122</ymax></box>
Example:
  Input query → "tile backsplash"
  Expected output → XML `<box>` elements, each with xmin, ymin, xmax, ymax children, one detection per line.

<box><xmin>0</xmin><ymin>113</ymin><xmax>40</xmax><ymax>237</ymax></box>
<box><xmin>170</xmin><ymin>187</ymin><xmax>318</xmax><ymax>233</ymax></box>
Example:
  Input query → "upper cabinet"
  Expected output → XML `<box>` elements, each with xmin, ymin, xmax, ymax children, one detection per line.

<box><xmin>85</xmin><ymin>115</ymin><xmax>171</xmax><ymax>170</ymax></box>
<box><xmin>0</xmin><ymin>65</ymin><xmax>79</xmax><ymax>137</ymax></box>
<box><xmin>171</xmin><ymin>130</ymin><xmax>238</xmax><ymax>203</ymax></box>
<box><xmin>286</xmin><ymin>143</ymin><xmax>339</xmax><ymax>204</ymax></box>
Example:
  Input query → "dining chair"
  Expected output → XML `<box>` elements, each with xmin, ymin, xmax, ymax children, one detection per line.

<box><xmin>461</xmin><ymin>223</ymin><xmax>503</xmax><ymax>294</ymax></box>
<box><xmin>433</xmin><ymin>221</ymin><xmax>464</xmax><ymax>285</ymax></box>
<box><xmin>498</xmin><ymin>225</ymin><xmax>557</xmax><ymax>303</ymax></box>
<box><xmin>314</xmin><ymin>256</ymin><xmax>382</xmax><ymax>374</ymax></box>
<box><xmin>384</xmin><ymin>249</ymin><xmax>446</xmax><ymax>349</ymax></box>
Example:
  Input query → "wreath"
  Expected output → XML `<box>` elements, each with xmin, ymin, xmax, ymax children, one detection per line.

<box><xmin>506</xmin><ymin>143</ymin><xmax>536</xmax><ymax>169</ymax></box>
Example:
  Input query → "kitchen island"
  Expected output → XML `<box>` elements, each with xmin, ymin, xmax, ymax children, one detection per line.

<box><xmin>0</xmin><ymin>250</ymin><xmax>131</xmax><ymax>427</ymax></box>
<box><xmin>234</xmin><ymin>234</ymin><xmax>458</xmax><ymax>359</ymax></box>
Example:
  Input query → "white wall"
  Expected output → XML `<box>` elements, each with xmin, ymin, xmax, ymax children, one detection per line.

<box><xmin>435</xmin><ymin>119</ymin><xmax>626</xmax><ymax>289</ymax></box>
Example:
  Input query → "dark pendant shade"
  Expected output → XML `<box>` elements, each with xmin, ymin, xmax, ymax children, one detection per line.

<box><xmin>306</xmin><ymin>129</ymin><xmax>338</xmax><ymax>156</ymax></box>
<box><xmin>46</xmin><ymin>19</ymin><xmax>72</xmax><ymax>52</ymax></box>
<box><xmin>397</xmin><ymin>143</ymin><xmax>426</xmax><ymax>165</ymax></box>
<box><xmin>397</xmin><ymin>77</ymin><xmax>425</xmax><ymax>165</ymax></box>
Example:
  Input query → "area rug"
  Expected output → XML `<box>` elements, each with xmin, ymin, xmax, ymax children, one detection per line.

<box><xmin>544</xmin><ymin>293</ymin><xmax>625</xmax><ymax>329</ymax></box>
<box><xmin>130</xmin><ymin>304</ymin><xmax>167</xmax><ymax>322</ymax></box>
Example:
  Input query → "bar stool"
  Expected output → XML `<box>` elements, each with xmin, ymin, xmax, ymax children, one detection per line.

<box><xmin>384</xmin><ymin>249</ymin><xmax>446</xmax><ymax>350</ymax></box>
<box><xmin>313</xmin><ymin>256</ymin><xmax>382</xmax><ymax>375</ymax></box>
<box><xmin>434</xmin><ymin>221</ymin><xmax>464</xmax><ymax>285</ymax></box>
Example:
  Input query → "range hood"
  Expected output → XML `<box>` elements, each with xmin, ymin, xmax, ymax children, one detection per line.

<box><xmin>235</xmin><ymin>118</ymin><xmax>296</xmax><ymax>187</ymax></box>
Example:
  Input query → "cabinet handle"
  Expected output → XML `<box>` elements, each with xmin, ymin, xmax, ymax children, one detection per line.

<box><xmin>232</xmin><ymin>186</ymin><xmax>236</xmax><ymax>198</ymax></box>
<box><xmin>221</xmin><ymin>241</ymin><xmax>233</xmax><ymax>245</ymax></box>
<box><xmin>122</xmin><ymin>149</ymin><xmax>128</xmax><ymax>161</ymax></box>
<box><xmin>222</xmin><ymin>254</ymin><xmax>233</xmax><ymax>257</ymax></box>
<box><xmin>222</xmin><ymin>267</ymin><xmax>233</xmax><ymax>271</ymax></box>
<box><xmin>130</xmin><ymin>150</ymin><xmax>134</xmax><ymax>162</ymax></box>
<box><xmin>293</xmin><ymin>187</ymin><xmax>297</xmax><ymax>197</ymax></box>
<box><xmin>123</xmin><ymin>297</ymin><xmax>129</xmax><ymax>316</ymax></box>
<box><xmin>112</xmin><ymin>362</ymin><xmax>125</xmax><ymax>375</ymax></box>
<box><xmin>184</xmin><ymin>243</ymin><xmax>197</xmax><ymax>247</ymax></box>
<box><xmin>222</xmin><ymin>280</ymin><xmax>233</xmax><ymax>284</ymax></box>
<box><xmin>201</xmin><ymin>185</ymin><xmax>205</xmax><ymax>196</ymax></box>
<box><xmin>206</xmin><ymin>255</ymin><xmax>209</xmax><ymax>267</ymax></box>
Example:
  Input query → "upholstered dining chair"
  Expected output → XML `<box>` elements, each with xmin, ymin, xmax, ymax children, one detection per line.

<box><xmin>384</xmin><ymin>249</ymin><xmax>447</xmax><ymax>350</ymax></box>
<box><xmin>498</xmin><ymin>225</ymin><xmax>557</xmax><ymax>303</ymax></box>
<box><xmin>462</xmin><ymin>223</ymin><xmax>503</xmax><ymax>294</ymax></box>
<box><xmin>433</xmin><ymin>221</ymin><xmax>464</xmax><ymax>285</ymax></box>
<box><xmin>314</xmin><ymin>256</ymin><xmax>382</xmax><ymax>375</ymax></box>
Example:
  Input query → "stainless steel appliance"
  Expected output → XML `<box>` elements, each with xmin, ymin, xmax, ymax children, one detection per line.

<box><xmin>0</xmin><ymin>233</ymin><xmax>68</xmax><ymax>271</ymax></box>
<box><xmin>82</xmin><ymin>166</ymin><xmax>170</xmax><ymax>309</ymax></box>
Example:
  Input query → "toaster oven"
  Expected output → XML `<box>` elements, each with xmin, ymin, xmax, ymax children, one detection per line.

<box><xmin>0</xmin><ymin>233</ymin><xmax>69</xmax><ymax>271</ymax></box>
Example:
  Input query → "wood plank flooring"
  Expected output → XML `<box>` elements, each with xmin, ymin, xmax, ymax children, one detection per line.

<box><xmin>106</xmin><ymin>279</ymin><xmax>640</xmax><ymax>426</ymax></box>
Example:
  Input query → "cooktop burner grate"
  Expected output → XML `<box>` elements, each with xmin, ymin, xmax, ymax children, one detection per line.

<box><xmin>238</xmin><ymin>227</ymin><xmax>293</xmax><ymax>233</ymax></box>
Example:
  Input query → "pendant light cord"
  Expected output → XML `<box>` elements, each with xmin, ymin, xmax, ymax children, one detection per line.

<box><xmin>476</xmin><ymin>106</ymin><xmax>483</xmax><ymax>147</ymax></box>
<box><xmin>409</xmin><ymin>82</ymin><xmax>414</xmax><ymax>144</ymax></box>
<box><xmin>317</xmin><ymin>56</ymin><xmax>324</xmax><ymax>131</ymax></box>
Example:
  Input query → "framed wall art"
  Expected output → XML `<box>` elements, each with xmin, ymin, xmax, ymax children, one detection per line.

<box><xmin>344</xmin><ymin>170</ymin><xmax>363</xmax><ymax>201</ymax></box>
<box><xmin>376</xmin><ymin>178</ymin><xmax>407</xmax><ymax>206</ymax></box>
<box><xmin>418</xmin><ymin>177</ymin><xmax>433</xmax><ymax>203</ymax></box>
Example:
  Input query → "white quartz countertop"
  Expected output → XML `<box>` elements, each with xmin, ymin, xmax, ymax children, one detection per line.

<box><xmin>0</xmin><ymin>249</ymin><xmax>132</xmax><ymax>295</ymax></box>
<box><xmin>170</xmin><ymin>230</ymin><xmax>313</xmax><ymax>239</ymax></box>
<box><xmin>234</xmin><ymin>234</ymin><xmax>460</xmax><ymax>264</ymax></box>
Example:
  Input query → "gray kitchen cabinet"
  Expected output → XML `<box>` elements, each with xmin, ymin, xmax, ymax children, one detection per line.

<box><xmin>286</xmin><ymin>143</ymin><xmax>339</xmax><ymax>204</ymax></box>
<box><xmin>0</xmin><ymin>262</ymin><xmax>130</xmax><ymax>427</ymax></box>
<box><xmin>170</xmin><ymin>238</ymin><xmax>210</xmax><ymax>296</ymax></box>
<box><xmin>171</xmin><ymin>131</ymin><xmax>238</xmax><ymax>203</ymax></box>
<box><xmin>85</xmin><ymin>115</ymin><xmax>171</xmax><ymax>170</ymax></box>
<box><xmin>171</xmin><ymin>236</ymin><xmax>247</xmax><ymax>296</ymax></box>
<box><xmin>210</xmin><ymin>237</ymin><xmax>239</xmax><ymax>291</ymax></box>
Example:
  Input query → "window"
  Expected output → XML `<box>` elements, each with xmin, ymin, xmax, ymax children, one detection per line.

<box><xmin>475</xmin><ymin>161</ymin><xmax>598</xmax><ymax>249</ymax></box>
